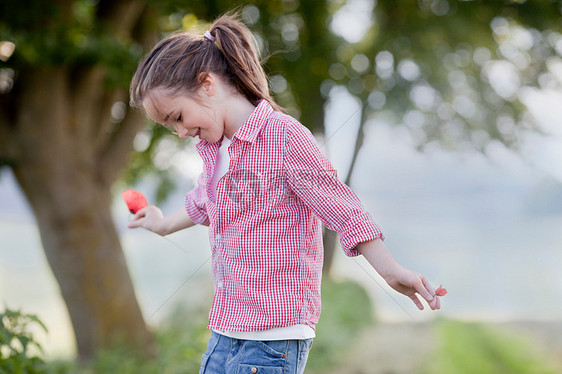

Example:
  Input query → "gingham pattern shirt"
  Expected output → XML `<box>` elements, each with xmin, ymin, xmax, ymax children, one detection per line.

<box><xmin>185</xmin><ymin>100</ymin><xmax>384</xmax><ymax>332</ymax></box>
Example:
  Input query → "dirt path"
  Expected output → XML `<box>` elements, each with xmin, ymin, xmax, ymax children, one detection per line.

<box><xmin>323</xmin><ymin>322</ymin><xmax>437</xmax><ymax>374</ymax></box>
<box><xmin>495</xmin><ymin>320</ymin><xmax>562</xmax><ymax>369</ymax></box>
<box><xmin>321</xmin><ymin>320</ymin><xmax>562</xmax><ymax>374</ymax></box>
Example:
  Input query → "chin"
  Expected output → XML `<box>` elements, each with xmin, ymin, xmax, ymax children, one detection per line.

<box><xmin>208</xmin><ymin>134</ymin><xmax>223</xmax><ymax>143</ymax></box>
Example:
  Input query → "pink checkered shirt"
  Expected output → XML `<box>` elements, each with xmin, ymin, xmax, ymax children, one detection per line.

<box><xmin>185</xmin><ymin>100</ymin><xmax>384</xmax><ymax>332</ymax></box>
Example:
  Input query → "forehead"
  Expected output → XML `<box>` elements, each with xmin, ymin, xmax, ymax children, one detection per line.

<box><xmin>142</xmin><ymin>89</ymin><xmax>177</xmax><ymax>123</ymax></box>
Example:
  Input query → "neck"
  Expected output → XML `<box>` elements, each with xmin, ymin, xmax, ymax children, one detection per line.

<box><xmin>221</xmin><ymin>94</ymin><xmax>257</xmax><ymax>139</ymax></box>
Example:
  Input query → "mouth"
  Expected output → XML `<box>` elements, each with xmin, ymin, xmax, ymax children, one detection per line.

<box><xmin>189</xmin><ymin>128</ymin><xmax>201</xmax><ymax>138</ymax></box>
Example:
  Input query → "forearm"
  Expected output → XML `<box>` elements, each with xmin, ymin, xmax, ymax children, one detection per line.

<box><xmin>356</xmin><ymin>238</ymin><xmax>401</xmax><ymax>280</ymax></box>
<box><xmin>357</xmin><ymin>238</ymin><xmax>439</xmax><ymax>310</ymax></box>
<box><xmin>157</xmin><ymin>209</ymin><xmax>195</xmax><ymax>235</ymax></box>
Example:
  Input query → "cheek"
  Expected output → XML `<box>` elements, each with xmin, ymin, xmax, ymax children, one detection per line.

<box><xmin>142</xmin><ymin>104</ymin><xmax>159</xmax><ymax>124</ymax></box>
<box><xmin>202</xmin><ymin>117</ymin><xmax>220</xmax><ymax>132</ymax></box>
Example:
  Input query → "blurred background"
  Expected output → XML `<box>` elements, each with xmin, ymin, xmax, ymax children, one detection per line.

<box><xmin>1</xmin><ymin>0</ymin><xmax>562</xmax><ymax>373</ymax></box>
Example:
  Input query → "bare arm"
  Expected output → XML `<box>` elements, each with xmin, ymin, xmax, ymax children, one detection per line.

<box><xmin>357</xmin><ymin>239</ymin><xmax>441</xmax><ymax>311</ymax></box>
<box><xmin>128</xmin><ymin>207</ymin><xmax>195</xmax><ymax>236</ymax></box>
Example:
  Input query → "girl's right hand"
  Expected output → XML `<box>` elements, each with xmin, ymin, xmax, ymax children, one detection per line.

<box><xmin>128</xmin><ymin>207</ymin><xmax>195</xmax><ymax>236</ymax></box>
<box><xmin>128</xmin><ymin>205</ymin><xmax>166</xmax><ymax>235</ymax></box>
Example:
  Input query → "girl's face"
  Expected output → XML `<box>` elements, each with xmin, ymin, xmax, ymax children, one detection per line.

<box><xmin>143</xmin><ymin>87</ymin><xmax>223</xmax><ymax>143</ymax></box>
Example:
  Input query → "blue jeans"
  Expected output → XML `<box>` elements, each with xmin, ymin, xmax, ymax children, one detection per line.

<box><xmin>199</xmin><ymin>331</ymin><xmax>313</xmax><ymax>374</ymax></box>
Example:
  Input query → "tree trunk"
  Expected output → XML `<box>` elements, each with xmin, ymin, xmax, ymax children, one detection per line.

<box><xmin>322</xmin><ymin>101</ymin><xmax>367</xmax><ymax>276</ymax></box>
<box><xmin>9</xmin><ymin>67</ymin><xmax>152</xmax><ymax>360</ymax></box>
<box><xmin>322</xmin><ymin>228</ymin><xmax>338</xmax><ymax>274</ymax></box>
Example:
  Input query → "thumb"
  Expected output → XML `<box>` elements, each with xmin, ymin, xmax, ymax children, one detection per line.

<box><xmin>127</xmin><ymin>209</ymin><xmax>147</xmax><ymax>228</ymax></box>
<box><xmin>127</xmin><ymin>218</ymin><xmax>142</xmax><ymax>229</ymax></box>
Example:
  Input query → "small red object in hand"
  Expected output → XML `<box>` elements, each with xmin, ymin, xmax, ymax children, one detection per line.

<box><xmin>435</xmin><ymin>284</ymin><xmax>447</xmax><ymax>297</ymax></box>
<box><xmin>122</xmin><ymin>189</ymin><xmax>148</xmax><ymax>214</ymax></box>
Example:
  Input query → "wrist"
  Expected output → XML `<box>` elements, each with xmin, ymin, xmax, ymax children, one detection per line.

<box><xmin>156</xmin><ymin>220</ymin><xmax>171</xmax><ymax>236</ymax></box>
<box><xmin>380</xmin><ymin>262</ymin><xmax>404</xmax><ymax>283</ymax></box>
<box><xmin>358</xmin><ymin>238</ymin><xmax>400</xmax><ymax>280</ymax></box>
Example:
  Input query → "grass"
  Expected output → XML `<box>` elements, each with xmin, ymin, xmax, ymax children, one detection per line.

<box><xmin>49</xmin><ymin>304</ymin><xmax>211</xmax><ymax>374</ymax></box>
<box><xmin>423</xmin><ymin>319</ymin><xmax>562</xmax><ymax>374</ymax></box>
<box><xmin>44</xmin><ymin>278</ymin><xmax>375</xmax><ymax>373</ymax></box>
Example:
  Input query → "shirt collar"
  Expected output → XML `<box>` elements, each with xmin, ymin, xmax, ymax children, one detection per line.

<box><xmin>232</xmin><ymin>99</ymin><xmax>273</xmax><ymax>143</ymax></box>
<box><xmin>196</xmin><ymin>99</ymin><xmax>273</xmax><ymax>154</ymax></box>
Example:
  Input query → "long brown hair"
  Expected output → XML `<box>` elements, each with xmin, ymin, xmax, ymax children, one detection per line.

<box><xmin>130</xmin><ymin>11</ymin><xmax>281</xmax><ymax>111</ymax></box>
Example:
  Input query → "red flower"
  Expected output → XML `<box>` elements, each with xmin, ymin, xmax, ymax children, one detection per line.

<box><xmin>122</xmin><ymin>189</ymin><xmax>148</xmax><ymax>214</ymax></box>
<box><xmin>435</xmin><ymin>284</ymin><xmax>447</xmax><ymax>297</ymax></box>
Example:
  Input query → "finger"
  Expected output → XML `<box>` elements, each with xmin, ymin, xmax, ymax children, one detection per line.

<box><xmin>130</xmin><ymin>208</ymin><xmax>148</xmax><ymax>222</ymax></box>
<box><xmin>127</xmin><ymin>218</ymin><xmax>143</xmax><ymax>228</ymax></box>
<box><xmin>409</xmin><ymin>294</ymin><xmax>424</xmax><ymax>310</ymax></box>
<box><xmin>428</xmin><ymin>295</ymin><xmax>438</xmax><ymax>310</ymax></box>
<box><xmin>422</xmin><ymin>278</ymin><xmax>441</xmax><ymax>310</ymax></box>
<box><xmin>128</xmin><ymin>210</ymin><xmax>146</xmax><ymax>228</ymax></box>
<box><xmin>136</xmin><ymin>206</ymin><xmax>149</xmax><ymax>217</ymax></box>
<box><xmin>427</xmin><ymin>287</ymin><xmax>439</xmax><ymax>310</ymax></box>
<box><xmin>416</xmin><ymin>274</ymin><xmax>435</xmax><ymax>303</ymax></box>
<box><xmin>420</xmin><ymin>274</ymin><xmax>436</xmax><ymax>296</ymax></box>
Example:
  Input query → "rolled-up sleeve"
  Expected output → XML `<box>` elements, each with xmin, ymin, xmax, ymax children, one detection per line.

<box><xmin>185</xmin><ymin>173</ymin><xmax>210</xmax><ymax>226</ymax></box>
<box><xmin>283</xmin><ymin>120</ymin><xmax>384</xmax><ymax>256</ymax></box>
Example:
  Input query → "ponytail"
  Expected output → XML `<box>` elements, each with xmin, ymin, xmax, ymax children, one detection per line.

<box><xmin>130</xmin><ymin>11</ymin><xmax>282</xmax><ymax>112</ymax></box>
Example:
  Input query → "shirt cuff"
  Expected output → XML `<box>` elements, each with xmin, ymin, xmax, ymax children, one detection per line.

<box><xmin>338</xmin><ymin>213</ymin><xmax>384</xmax><ymax>257</ymax></box>
<box><xmin>185</xmin><ymin>192</ymin><xmax>209</xmax><ymax>226</ymax></box>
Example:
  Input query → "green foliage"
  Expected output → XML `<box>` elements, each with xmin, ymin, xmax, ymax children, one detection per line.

<box><xmin>306</xmin><ymin>279</ymin><xmax>376</xmax><ymax>372</ymax></box>
<box><xmin>114</xmin><ymin>0</ymin><xmax>562</xmax><ymax>196</ymax></box>
<box><xmin>0</xmin><ymin>0</ymin><xmax>143</xmax><ymax>89</ymax></box>
<box><xmin>342</xmin><ymin>0</ymin><xmax>562</xmax><ymax>152</ymax></box>
<box><xmin>3</xmin><ymin>0</ymin><xmax>562</xmax><ymax>194</ymax></box>
<box><xmin>50</xmin><ymin>304</ymin><xmax>210</xmax><ymax>374</ymax></box>
<box><xmin>0</xmin><ymin>308</ymin><xmax>50</xmax><ymax>374</ymax></box>
<box><xmin>423</xmin><ymin>319</ymin><xmax>562</xmax><ymax>374</ymax></box>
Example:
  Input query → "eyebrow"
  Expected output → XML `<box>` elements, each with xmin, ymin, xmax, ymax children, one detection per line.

<box><xmin>163</xmin><ymin>110</ymin><xmax>173</xmax><ymax>123</ymax></box>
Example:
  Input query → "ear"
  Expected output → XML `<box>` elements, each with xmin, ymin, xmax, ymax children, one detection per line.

<box><xmin>198</xmin><ymin>73</ymin><xmax>216</xmax><ymax>97</ymax></box>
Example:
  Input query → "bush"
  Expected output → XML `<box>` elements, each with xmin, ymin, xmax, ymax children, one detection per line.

<box><xmin>0</xmin><ymin>308</ymin><xmax>50</xmax><ymax>374</ymax></box>
<box><xmin>306</xmin><ymin>278</ymin><xmax>376</xmax><ymax>372</ymax></box>
<box><xmin>424</xmin><ymin>319</ymin><xmax>562</xmax><ymax>374</ymax></box>
<box><xmin>50</xmin><ymin>303</ymin><xmax>211</xmax><ymax>374</ymax></box>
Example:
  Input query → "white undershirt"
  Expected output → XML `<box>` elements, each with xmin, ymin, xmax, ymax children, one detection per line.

<box><xmin>210</xmin><ymin>136</ymin><xmax>315</xmax><ymax>341</ymax></box>
<box><xmin>213</xmin><ymin>324</ymin><xmax>316</xmax><ymax>341</ymax></box>
<box><xmin>211</xmin><ymin>137</ymin><xmax>231</xmax><ymax>201</ymax></box>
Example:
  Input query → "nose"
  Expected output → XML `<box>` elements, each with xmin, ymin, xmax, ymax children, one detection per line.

<box><xmin>176</xmin><ymin>129</ymin><xmax>189</xmax><ymax>139</ymax></box>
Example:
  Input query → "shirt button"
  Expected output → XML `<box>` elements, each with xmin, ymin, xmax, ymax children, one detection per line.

<box><xmin>217</xmin><ymin>281</ymin><xmax>224</xmax><ymax>288</ymax></box>
<box><xmin>251</xmin><ymin>367</ymin><xmax>258</xmax><ymax>374</ymax></box>
<box><xmin>215</xmin><ymin>234</ymin><xmax>221</xmax><ymax>240</ymax></box>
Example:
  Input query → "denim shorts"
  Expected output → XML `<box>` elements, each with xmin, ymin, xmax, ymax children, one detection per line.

<box><xmin>199</xmin><ymin>331</ymin><xmax>313</xmax><ymax>374</ymax></box>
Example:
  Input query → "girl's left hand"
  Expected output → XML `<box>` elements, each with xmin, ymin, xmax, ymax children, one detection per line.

<box><xmin>384</xmin><ymin>266</ymin><xmax>441</xmax><ymax>310</ymax></box>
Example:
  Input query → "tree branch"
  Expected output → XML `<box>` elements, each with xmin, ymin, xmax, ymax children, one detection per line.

<box><xmin>344</xmin><ymin>101</ymin><xmax>367</xmax><ymax>186</ymax></box>
<box><xmin>95</xmin><ymin>3</ymin><xmax>161</xmax><ymax>186</ymax></box>
<box><xmin>72</xmin><ymin>66</ymin><xmax>110</xmax><ymax>142</ymax></box>
<box><xmin>0</xmin><ymin>108</ymin><xmax>17</xmax><ymax>163</ymax></box>
<box><xmin>98</xmin><ymin>108</ymin><xmax>145</xmax><ymax>186</ymax></box>
<box><xmin>96</xmin><ymin>4</ymin><xmax>163</xmax><ymax>186</ymax></box>
<box><xmin>0</xmin><ymin>87</ymin><xmax>20</xmax><ymax>163</ymax></box>
<box><xmin>72</xmin><ymin>1</ymin><xmax>147</xmax><ymax>159</ymax></box>
<box><xmin>97</xmin><ymin>0</ymin><xmax>145</xmax><ymax>39</ymax></box>
<box><xmin>93</xmin><ymin>88</ymin><xmax>127</xmax><ymax>149</ymax></box>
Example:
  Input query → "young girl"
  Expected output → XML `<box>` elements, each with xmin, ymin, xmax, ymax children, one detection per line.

<box><xmin>128</xmin><ymin>12</ymin><xmax>441</xmax><ymax>374</ymax></box>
